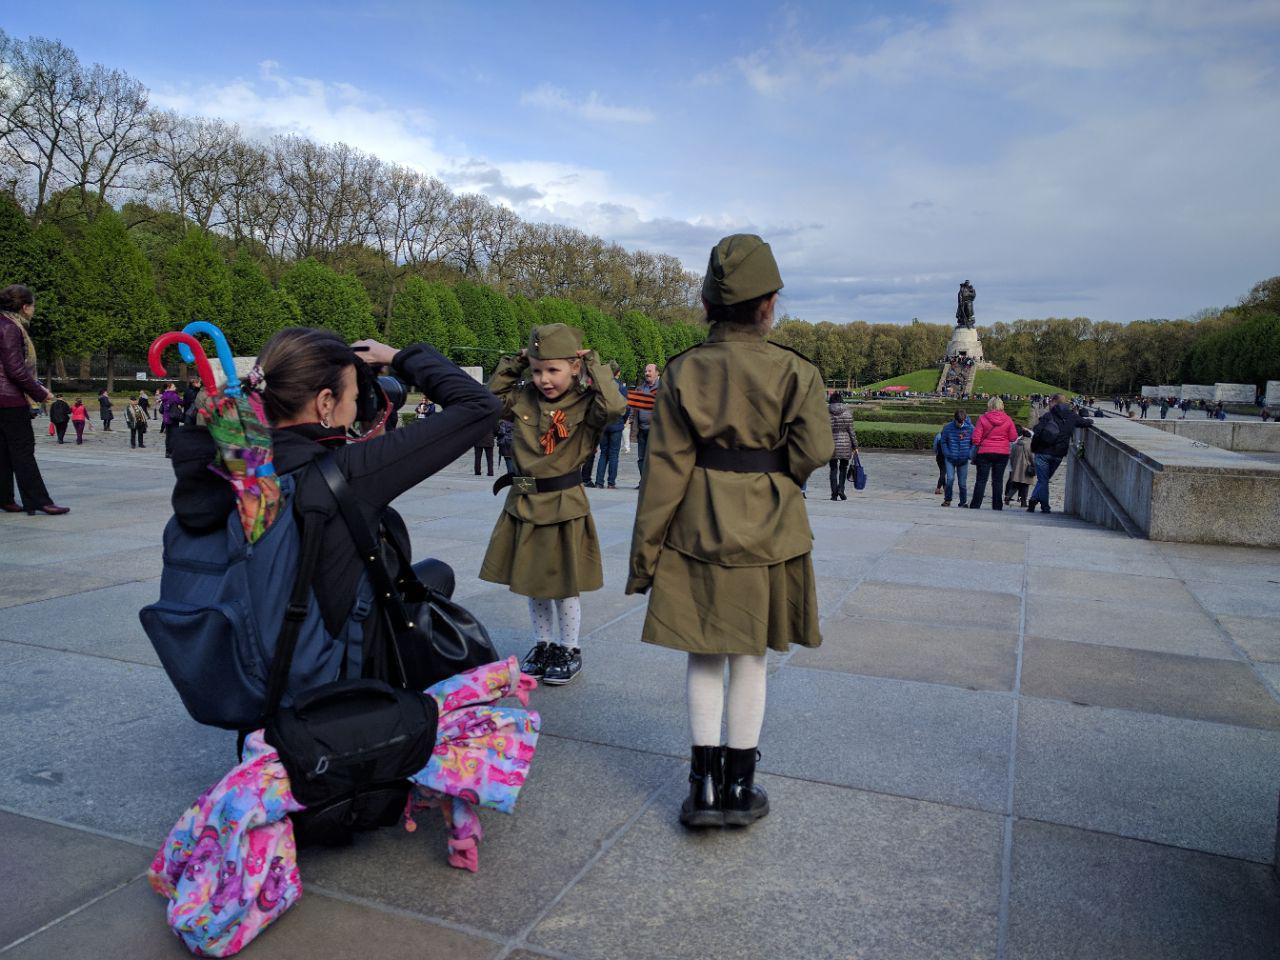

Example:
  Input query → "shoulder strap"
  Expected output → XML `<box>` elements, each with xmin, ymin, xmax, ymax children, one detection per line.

<box><xmin>262</xmin><ymin>504</ymin><xmax>327</xmax><ymax>721</ymax></box>
<box><xmin>314</xmin><ymin>453</ymin><xmax>411</xmax><ymax>683</ymax></box>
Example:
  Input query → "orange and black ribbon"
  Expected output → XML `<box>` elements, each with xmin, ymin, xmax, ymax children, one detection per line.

<box><xmin>540</xmin><ymin>409</ymin><xmax>570</xmax><ymax>454</ymax></box>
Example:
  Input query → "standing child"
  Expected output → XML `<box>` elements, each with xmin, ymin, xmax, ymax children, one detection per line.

<box><xmin>627</xmin><ymin>234</ymin><xmax>832</xmax><ymax>829</ymax></box>
<box><xmin>480</xmin><ymin>324</ymin><xmax>626</xmax><ymax>686</ymax></box>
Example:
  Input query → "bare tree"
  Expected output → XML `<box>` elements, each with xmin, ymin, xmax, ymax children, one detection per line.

<box><xmin>0</xmin><ymin>35</ymin><xmax>81</xmax><ymax>221</ymax></box>
<box><xmin>56</xmin><ymin>62</ymin><xmax>151</xmax><ymax>218</ymax></box>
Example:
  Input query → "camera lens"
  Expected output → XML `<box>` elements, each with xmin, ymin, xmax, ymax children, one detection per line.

<box><xmin>377</xmin><ymin>375</ymin><xmax>407</xmax><ymax>411</ymax></box>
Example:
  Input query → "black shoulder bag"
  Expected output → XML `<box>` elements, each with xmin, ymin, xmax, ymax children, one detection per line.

<box><xmin>260</xmin><ymin>459</ymin><xmax>439</xmax><ymax>848</ymax></box>
<box><xmin>314</xmin><ymin>453</ymin><xmax>498</xmax><ymax>692</ymax></box>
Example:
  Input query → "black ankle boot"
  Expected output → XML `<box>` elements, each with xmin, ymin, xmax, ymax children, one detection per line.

<box><xmin>722</xmin><ymin>747</ymin><xmax>769</xmax><ymax>827</ymax></box>
<box><xmin>679</xmin><ymin>745</ymin><xmax>724</xmax><ymax>828</ymax></box>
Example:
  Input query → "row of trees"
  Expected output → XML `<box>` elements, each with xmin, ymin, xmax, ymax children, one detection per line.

<box><xmin>0</xmin><ymin>30</ymin><xmax>702</xmax><ymax>329</ymax></box>
<box><xmin>769</xmin><ymin>277</ymin><xmax>1280</xmax><ymax>394</ymax></box>
<box><xmin>0</xmin><ymin>192</ymin><xmax>704</xmax><ymax>389</ymax></box>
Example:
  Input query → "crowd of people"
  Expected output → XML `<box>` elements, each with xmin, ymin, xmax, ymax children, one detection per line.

<box><xmin>1108</xmin><ymin>394</ymin><xmax>1273</xmax><ymax>421</ymax></box>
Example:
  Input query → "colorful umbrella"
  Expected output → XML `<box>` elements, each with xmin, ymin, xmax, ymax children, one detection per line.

<box><xmin>150</xmin><ymin>325</ymin><xmax>281</xmax><ymax>543</ymax></box>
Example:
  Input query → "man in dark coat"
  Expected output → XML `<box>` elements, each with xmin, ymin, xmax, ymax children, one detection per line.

<box><xmin>1028</xmin><ymin>395</ymin><xmax>1093</xmax><ymax>513</ymax></box>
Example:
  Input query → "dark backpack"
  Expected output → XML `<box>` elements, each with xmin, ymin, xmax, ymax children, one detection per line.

<box><xmin>1030</xmin><ymin>414</ymin><xmax>1062</xmax><ymax>454</ymax></box>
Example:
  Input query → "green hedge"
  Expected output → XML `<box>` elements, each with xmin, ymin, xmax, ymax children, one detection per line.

<box><xmin>852</xmin><ymin>420</ymin><xmax>937</xmax><ymax>450</ymax></box>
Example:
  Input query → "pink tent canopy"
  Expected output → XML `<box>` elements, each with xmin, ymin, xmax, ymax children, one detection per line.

<box><xmin>881</xmin><ymin>385</ymin><xmax>909</xmax><ymax>392</ymax></box>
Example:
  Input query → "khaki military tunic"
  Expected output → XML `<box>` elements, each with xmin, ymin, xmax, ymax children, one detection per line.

<box><xmin>479</xmin><ymin>351</ymin><xmax>626</xmax><ymax>599</ymax></box>
<box><xmin>626</xmin><ymin>324</ymin><xmax>834</xmax><ymax>654</ymax></box>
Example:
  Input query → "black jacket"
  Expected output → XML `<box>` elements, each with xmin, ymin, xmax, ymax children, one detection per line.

<box><xmin>49</xmin><ymin>399</ymin><xmax>71</xmax><ymax>425</ymax></box>
<box><xmin>170</xmin><ymin>343</ymin><xmax>500</xmax><ymax>642</ymax></box>
<box><xmin>1043</xmin><ymin>403</ymin><xmax>1093</xmax><ymax>458</ymax></box>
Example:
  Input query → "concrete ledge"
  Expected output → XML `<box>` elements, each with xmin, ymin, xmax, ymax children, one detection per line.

<box><xmin>1065</xmin><ymin>419</ymin><xmax>1280</xmax><ymax>547</ymax></box>
<box><xmin>1144</xmin><ymin>420</ymin><xmax>1280</xmax><ymax>454</ymax></box>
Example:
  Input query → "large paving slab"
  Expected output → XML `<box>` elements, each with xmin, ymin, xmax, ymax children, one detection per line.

<box><xmin>841</xmin><ymin>580</ymin><xmax>1022</xmax><ymax>632</ymax></box>
<box><xmin>528</xmin><ymin>774</ymin><xmax>1004</xmax><ymax>960</ymax></box>
<box><xmin>1023</xmin><ymin>594</ymin><xmax>1235</xmax><ymax>658</ymax></box>
<box><xmin>1006</xmin><ymin>820</ymin><xmax>1280</xmax><ymax>959</ymax></box>
<box><xmin>1014</xmin><ymin>696</ymin><xmax>1280</xmax><ymax>862</ymax></box>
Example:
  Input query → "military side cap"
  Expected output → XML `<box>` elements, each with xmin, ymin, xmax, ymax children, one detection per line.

<box><xmin>528</xmin><ymin>323</ymin><xmax>584</xmax><ymax>360</ymax></box>
<box><xmin>702</xmin><ymin>233</ymin><xmax>784</xmax><ymax>306</ymax></box>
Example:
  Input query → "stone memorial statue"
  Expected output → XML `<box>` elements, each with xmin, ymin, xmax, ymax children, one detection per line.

<box><xmin>956</xmin><ymin>280</ymin><xmax>976</xmax><ymax>328</ymax></box>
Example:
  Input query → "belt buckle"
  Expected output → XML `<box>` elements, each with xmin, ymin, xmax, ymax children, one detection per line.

<box><xmin>512</xmin><ymin>476</ymin><xmax>537</xmax><ymax>495</ymax></box>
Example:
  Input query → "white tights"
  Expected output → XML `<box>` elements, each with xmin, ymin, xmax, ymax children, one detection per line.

<box><xmin>686</xmin><ymin>653</ymin><xmax>768</xmax><ymax>750</ymax></box>
<box><xmin>528</xmin><ymin>596</ymin><xmax>582</xmax><ymax>649</ymax></box>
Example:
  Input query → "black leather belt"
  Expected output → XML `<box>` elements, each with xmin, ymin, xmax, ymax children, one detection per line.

<box><xmin>694</xmin><ymin>444</ymin><xmax>789</xmax><ymax>473</ymax></box>
<box><xmin>492</xmin><ymin>469</ymin><xmax>583</xmax><ymax>496</ymax></box>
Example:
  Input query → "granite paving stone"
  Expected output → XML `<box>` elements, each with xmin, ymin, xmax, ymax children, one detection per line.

<box><xmin>1184</xmin><ymin>577</ymin><xmax>1280</xmax><ymax>619</ymax></box>
<box><xmin>1023</xmin><ymin>594</ymin><xmax>1235</xmax><ymax>658</ymax></box>
<box><xmin>842</xmin><ymin>580</ymin><xmax>1022</xmax><ymax>631</ymax></box>
<box><xmin>302</xmin><ymin>736</ymin><xmax>679</xmax><ymax>938</ymax></box>
<box><xmin>1217</xmin><ymin>615</ymin><xmax>1280</xmax><ymax>661</ymax></box>
<box><xmin>893</xmin><ymin>528</ymin><xmax>1027</xmax><ymax>564</ymax></box>
<box><xmin>1014</xmin><ymin>696</ymin><xmax>1280</xmax><ymax>862</ymax></box>
<box><xmin>1005</xmin><ymin>820</ymin><xmax>1280</xmax><ymax>960</ymax></box>
<box><xmin>868</xmin><ymin>552</ymin><xmax>1025</xmax><ymax>595</ymax></box>
<box><xmin>2</xmin><ymin>874</ymin><xmax>503</xmax><ymax>960</ymax></box>
<box><xmin>1020</xmin><ymin>636</ymin><xmax>1280</xmax><ymax>729</ymax></box>
<box><xmin>793</xmin><ymin>614</ymin><xmax>1019</xmax><ymax>691</ymax></box>
<box><xmin>1026</xmin><ymin>565</ymin><xmax>1204</xmax><ymax>611</ymax></box>
<box><xmin>530</xmin><ymin>774</ymin><xmax>1003</xmax><ymax>960</ymax></box>
<box><xmin>0</xmin><ymin>579</ymin><xmax>162</xmax><ymax>666</ymax></box>
<box><xmin>761</xmin><ymin>666</ymin><xmax>1013</xmax><ymax>811</ymax></box>
<box><xmin>0</xmin><ymin>810</ymin><xmax>148</xmax><ymax>949</ymax></box>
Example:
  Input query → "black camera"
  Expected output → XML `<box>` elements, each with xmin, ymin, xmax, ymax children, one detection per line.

<box><xmin>352</xmin><ymin>358</ymin><xmax>409</xmax><ymax>437</ymax></box>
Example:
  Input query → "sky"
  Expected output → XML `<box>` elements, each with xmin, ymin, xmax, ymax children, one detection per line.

<box><xmin>8</xmin><ymin>1</ymin><xmax>1280</xmax><ymax>325</ymax></box>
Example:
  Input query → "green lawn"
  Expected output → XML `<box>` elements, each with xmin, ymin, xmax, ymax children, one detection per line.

<box><xmin>861</xmin><ymin>367</ymin><xmax>1064</xmax><ymax>396</ymax></box>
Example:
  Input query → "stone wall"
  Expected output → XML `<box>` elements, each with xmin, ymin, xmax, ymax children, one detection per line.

<box><xmin>1179</xmin><ymin>384</ymin><xmax>1215</xmax><ymax>401</ymax></box>
<box><xmin>1064</xmin><ymin>418</ymin><xmax>1280</xmax><ymax>547</ymax></box>
<box><xmin>1145</xmin><ymin>420</ymin><xmax>1280</xmax><ymax>453</ymax></box>
<box><xmin>1158</xmin><ymin>385</ymin><xmax>1180</xmax><ymax>399</ymax></box>
<box><xmin>1215</xmin><ymin>383</ymin><xmax>1257</xmax><ymax>403</ymax></box>
<box><xmin>1268</xmin><ymin>381</ymin><xmax>1280</xmax><ymax>406</ymax></box>
<box><xmin>1140</xmin><ymin>386</ymin><xmax>1161</xmax><ymax>398</ymax></box>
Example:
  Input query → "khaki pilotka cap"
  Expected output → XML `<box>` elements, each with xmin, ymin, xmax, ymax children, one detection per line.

<box><xmin>527</xmin><ymin>324</ymin><xmax>584</xmax><ymax>360</ymax></box>
<box><xmin>702</xmin><ymin>234</ymin><xmax>784</xmax><ymax>306</ymax></box>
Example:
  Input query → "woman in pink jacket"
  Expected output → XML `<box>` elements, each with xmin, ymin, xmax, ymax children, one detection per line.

<box><xmin>969</xmin><ymin>397</ymin><xmax>1020</xmax><ymax>510</ymax></box>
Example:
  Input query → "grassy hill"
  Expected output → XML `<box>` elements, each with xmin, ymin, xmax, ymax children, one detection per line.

<box><xmin>862</xmin><ymin>367</ymin><xmax>1065</xmax><ymax>395</ymax></box>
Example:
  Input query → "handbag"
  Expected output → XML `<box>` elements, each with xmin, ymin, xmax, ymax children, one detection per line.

<box><xmin>47</xmin><ymin>421</ymin><xmax>55</xmax><ymax>436</ymax></box>
<box><xmin>852</xmin><ymin>453</ymin><xmax>867</xmax><ymax>491</ymax></box>
<box><xmin>314</xmin><ymin>455</ymin><xmax>498</xmax><ymax>692</ymax></box>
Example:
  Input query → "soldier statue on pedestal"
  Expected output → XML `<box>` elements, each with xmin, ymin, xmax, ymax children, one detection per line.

<box><xmin>955</xmin><ymin>281</ymin><xmax>976</xmax><ymax>328</ymax></box>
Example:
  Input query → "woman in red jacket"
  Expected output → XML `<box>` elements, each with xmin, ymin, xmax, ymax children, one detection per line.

<box><xmin>969</xmin><ymin>397</ymin><xmax>1020</xmax><ymax>510</ymax></box>
<box><xmin>0</xmin><ymin>284</ymin><xmax>68</xmax><ymax>515</ymax></box>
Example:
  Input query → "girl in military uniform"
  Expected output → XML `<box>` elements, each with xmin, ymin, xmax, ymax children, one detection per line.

<box><xmin>627</xmin><ymin>235</ymin><xmax>833</xmax><ymax>828</ymax></box>
<box><xmin>480</xmin><ymin>324</ymin><xmax>626</xmax><ymax>685</ymax></box>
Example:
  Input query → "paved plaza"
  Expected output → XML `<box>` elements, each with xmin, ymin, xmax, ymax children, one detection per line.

<box><xmin>3</xmin><ymin>424</ymin><xmax>1280</xmax><ymax>959</ymax></box>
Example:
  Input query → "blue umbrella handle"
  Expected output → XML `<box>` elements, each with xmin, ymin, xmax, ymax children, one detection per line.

<box><xmin>178</xmin><ymin>321</ymin><xmax>241</xmax><ymax>396</ymax></box>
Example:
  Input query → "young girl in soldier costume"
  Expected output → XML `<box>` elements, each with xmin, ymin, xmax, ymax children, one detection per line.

<box><xmin>480</xmin><ymin>324</ymin><xmax>626</xmax><ymax>685</ymax></box>
<box><xmin>627</xmin><ymin>235</ymin><xmax>832</xmax><ymax>828</ymax></box>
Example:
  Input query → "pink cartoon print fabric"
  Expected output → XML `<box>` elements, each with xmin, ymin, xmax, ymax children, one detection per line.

<box><xmin>148</xmin><ymin>731</ymin><xmax>303</xmax><ymax>957</ymax></box>
<box><xmin>404</xmin><ymin>655</ymin><xmax>541</xmax><ymax>871</ymax></box>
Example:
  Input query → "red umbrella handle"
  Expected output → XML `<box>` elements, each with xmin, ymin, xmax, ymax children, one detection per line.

<box><xmin>149</xmin><ymin>332</ymin><xmax>218</xmax><ymax>393</ymax></box>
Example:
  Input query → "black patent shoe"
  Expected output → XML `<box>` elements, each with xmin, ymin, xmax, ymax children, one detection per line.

<box><xmin>679</xmin><ymin>745</ymin><xmax>724</xmax><ymax>829</ymax></box>
<box><xmin>542</xmin><ymin>645</ymin><xmax>582</xmax><ymax>685</ymax></box>
<box><xmin>723</xmin><ymin>747</ymin><xmax>769</xmax><ymax>827</ymax></box>
<box><xmin>519</xmin><ymin>642</ymin><xmax>551</xmax><ymax>679</ymax></box>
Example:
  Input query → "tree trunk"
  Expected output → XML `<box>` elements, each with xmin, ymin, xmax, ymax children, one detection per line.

<box><xmin>79</xmin><ymin>356</ymin><xmax>90</xmax><ymax>380</ymax></box>
<box><xmin>106</xmin><ymin>347</ymin><xmax>115</xmax><ymax>393</ymax></box>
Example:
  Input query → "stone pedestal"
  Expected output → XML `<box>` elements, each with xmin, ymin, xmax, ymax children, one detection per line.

<box><xmin>944</xmin><ymin>327</ymin><xmax>984</xmax><ymax>362</ymax></box>
<box><xmin>1215</xmin><ymin>383</ymin><xmax>1256</xmax><ymax>404</ymax></box>
<box><xmin>1179</xmin><ymin>384</ymin><xmax>1214</xmax><ymax>402</ymax></box>
<box><xmin>1267</xmin><ymin>381</ymin><xmax>1280</xmax><ymax>407</ymax></box>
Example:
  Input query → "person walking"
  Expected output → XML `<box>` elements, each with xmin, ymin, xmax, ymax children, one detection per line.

<box><xmin>138</xmin><ymin>389</ymin><xmax>151</xmax><ymax>422</ymax></box>
<box><xmin>98</xmin><ymin>388</ymin><xmax>114</xmax><ymax>431</ymax></box>
<box><xmin>629</xmin><ymin>362</ymin><xmax>660</xmax><ymax>483</ymax></box>
<box><xmin>496</xmin><ymin>418</ymin><xmax>515</xmax><ymax>475</ymax></box>
<box><xmin>49</xmin><ymin>394</ymin><xmax>70</xmax><ymax>443</ymax></box>
<box><xmin>0</xmin><ymin>285</ymin><xmax>68</xmax><ymax>515</ymax></box>
<box><xmin>70</xmin><ymin>399</ymin><xmax>90</xmax><ymax>443</ymax></box>
<box><xmin>1028</xmin><ymin>394</ymin><xmax>1093</xmax><ymax>513</ymax></box>
<box><xmin>1139</xmin><ymin>398</ymin><xmax>1149</xmax><ymax>419</ymax></box>
<box><xmin>827</xmin><ymin>390</ymin><xmax>857</xmax><ymax>500</ymax></box>
<box><xmin>628</xmin><ymin>234</ymin><xmax>832</xmax><ymax>829</ymax></box>
<box><xmin>938</xmin><ymin>409</ymin><xmax>974</xmax><ymax>507</ymax></box>
<box><xmin>594</xmin><ymin>361</ymin><xmax>629</xmax><ymax>490</ymax></box>
<box><xmin>1159</xmin><ymin>397</ymin><xmax>1169</xmax><ymax>419</ymax></box>
<box><xmin>414</xmin><ymin>397</ymin><xmax>435</xmax><ymax>420</ymax></box>
<box><xmin>152</xmin><ymin>387</ymin><xmax>163</xmax><ymax>420</ymax></box>
<box><xmin>1004</xmin><ymin>429</ymin><xmax>1034</xmax><ymax>507</ymax></box>
<box><xmin>125</xmin><ymin>395</ymin><xmax>148</xmax><ymax>449</ymax></box>
<box><xmin>969</xmin><ymin>398</ymin><xmax>1018</xmax><ymax>510</ymax></box>
<box><xmin>472</xmin><ymin>426</ymin><xmax>495</xmax><ymax>477</ymax></box>
<box><xmin>159</xmin><ymin>382</ymin><xmax>183</xmax><ymax>457</ymax></box>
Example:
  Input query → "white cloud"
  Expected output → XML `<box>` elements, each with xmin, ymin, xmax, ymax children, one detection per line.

<box><xmin>520</xmin><ymin>84</ymin><xmax>655</xmax><ymax>124</ymax></box>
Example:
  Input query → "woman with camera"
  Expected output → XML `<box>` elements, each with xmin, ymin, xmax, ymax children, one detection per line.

<box><xmin>170</xmin><ymin>328</ymin><xmax>500</xmax><ymax>682</ymax></box>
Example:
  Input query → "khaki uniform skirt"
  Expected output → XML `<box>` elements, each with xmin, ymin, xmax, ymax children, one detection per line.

<box><xmin>640</xmin><ymin>548</ymin><xmax>820</xmax><ymax>656</ymax></box>
<box><xmin>480</xmin><ymin>511</ymin><xmax>603</xmax><ymax>601</ymax></box>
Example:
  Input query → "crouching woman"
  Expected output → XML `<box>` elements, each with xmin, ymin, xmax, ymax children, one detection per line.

<box><xmin>626</xmin><ymin>234</ymin><xmax>833</xmax><ymax>829</ymax></box>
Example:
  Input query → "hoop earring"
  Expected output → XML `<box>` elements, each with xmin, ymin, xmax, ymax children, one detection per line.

<box><xmin>320</xmin><ymin>414</ymin><xmax>331</xmax><ymax>428</ymax></box>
